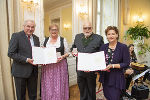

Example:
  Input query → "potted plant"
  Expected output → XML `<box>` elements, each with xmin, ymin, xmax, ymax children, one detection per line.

<box><xmin>126</xmin><ymin>23</ymin><xmax>150</xmax><ymax>40</ymax></box>
<box><xmin>125</xmin><ymin>23</ymin><xmax>150</xmax><ymax>55</ymax></box>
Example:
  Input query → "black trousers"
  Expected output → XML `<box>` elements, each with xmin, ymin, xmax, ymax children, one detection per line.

<box><xmin>143</xmin><ymin>71</ymin><xmax>150</xmax><ymax>81</ymax></box>
<box><xmin>125</xmin><ymin>75</ymin><xmax>132</xmax><ymax>90</ymax></box>
<box><xmin>14</xmin><ymin>70</ymin><xmax>38</xmax><ymax>100</ymax></box>
<box><xmin>77</xmin><ymin>71</ymin><xmax>96</xmax><ymax>100</ymax></box>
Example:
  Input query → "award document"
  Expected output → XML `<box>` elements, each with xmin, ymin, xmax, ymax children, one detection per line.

<box><xmin>77</xmin><ymin>51</ymin><xmax>106</xmax><ymax>71</ymax></box>
<box><xmin>32</xmin><ymin>47</ymin><xmax>57</xmax><ymax>64</ymax></box>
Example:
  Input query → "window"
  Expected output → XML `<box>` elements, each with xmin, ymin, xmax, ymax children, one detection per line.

<box><xmin>96</xmin><ymin>0</ymin><xmax>119</xmax><ymax>43</ymax></box>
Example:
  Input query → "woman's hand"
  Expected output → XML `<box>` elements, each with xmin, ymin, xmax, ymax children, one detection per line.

<box><xmin>125</xmin><ymin>68</ymin><xmax>134</xmax><ymax>75</ymax></box>
<box><xmin>56</xmin><ymin>53</ymin><xmax>69</xmax><ymax>63</ymax></box>
<box><xmin>56</xmin><ymin>55</ymin><xmax>66</xmax><ymax>63</ymax></box>
<box><xmin>102</xmin><ymin>64</ymin><xmax>112</xmax><ymax>71</ymax></box>
<box><xmin>57</xmin><ymin>56</ymin><xmax>63</xmax><ymax>63</ymax></box>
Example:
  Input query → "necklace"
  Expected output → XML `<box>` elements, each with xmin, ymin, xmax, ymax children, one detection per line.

<box><xmin>109</xmin><ymin>42</ymin><xmax>117</xmax><ymax>50</ymax></box>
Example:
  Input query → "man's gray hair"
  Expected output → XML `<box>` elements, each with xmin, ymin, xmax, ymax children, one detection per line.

<box><xmin>23</xmin><ymin>20</ymin><xmax>36</xmax><ymax>27</ymax></box>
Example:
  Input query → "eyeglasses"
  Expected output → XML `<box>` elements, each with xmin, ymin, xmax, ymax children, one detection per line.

<box><xmin>50</xmin><ymin>29</ymin><xmax>58</xmax><ymax>32</ymax></box>
<box><xmin>83</xmin><ymin>27</ymin><xmax>92</xmax><ymax>30</ymax></box>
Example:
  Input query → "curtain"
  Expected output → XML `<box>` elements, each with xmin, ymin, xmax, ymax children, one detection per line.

<box><xmin>0</xmin><ymin>0</ymin><xmax>15</xmax><ymax>100</ymax></box>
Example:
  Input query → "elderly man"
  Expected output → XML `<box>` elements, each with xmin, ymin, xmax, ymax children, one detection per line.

<box><xmin>8</xmin><ymin>20</ymin><xmax>40</xmax><ymax>100</ymax></box>
<box><xmin>71</xmin><ymin>21</ymin><xmax>104</xmax><ymax>100</ymax></box>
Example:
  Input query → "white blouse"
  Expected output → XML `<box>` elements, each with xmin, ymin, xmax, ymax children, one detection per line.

<box><xmin>46</xmin><ymin>36</ymin><xmax>69</xmax><ymax>54</ymax></box>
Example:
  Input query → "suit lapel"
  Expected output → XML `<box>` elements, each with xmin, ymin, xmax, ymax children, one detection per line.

<box><xmin>32</xmin><ymin>34</ymin><xmax>39</xmax><ymax>46</ymax></box>
<box><xmin>21</xmin><ymin>31</ymin><xmax>32</xmax><ymax>48</ymax></box>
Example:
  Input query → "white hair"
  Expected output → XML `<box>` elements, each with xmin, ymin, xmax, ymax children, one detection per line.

<box><xmin>23</xmin><ymin>19</ymin><xmax>36</xmax><ymax>27</ymax></box>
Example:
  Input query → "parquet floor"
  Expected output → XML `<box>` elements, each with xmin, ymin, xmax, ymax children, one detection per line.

<box><xmin>69</xmin><ymin>85</ymin><xmax>80</xmax><ymax>100</ymax></box>
<box><xmin>69</xmin><ymin>74</ymin><xmax>101</xmax><ymax>100</ymax></box>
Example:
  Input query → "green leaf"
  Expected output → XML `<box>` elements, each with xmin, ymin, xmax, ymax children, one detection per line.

<box><xmin>125</xmin><ymin>23</ymin><xmax>150</xmax><ymax>40</ymax></box>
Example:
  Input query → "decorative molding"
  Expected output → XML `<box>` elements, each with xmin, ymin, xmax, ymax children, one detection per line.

<box><xmin>123</xmin><ymin>0</ymin><xmax>130</xmax><ymax>25</ymax></box>
<box><xmin>44</xmin><ymin>0</ymin><xmax>72</xmax><ymax>11</ymax></box>
<box><xmin>67</xmin><ymin>57</ymin><xmax>77</xmax><ymax>86</ymax></box>
<box><xmin>47</xmin><ymin>4</ymin><xmax>72</xmax><ymax>36</ymax></box>
<box><xmin>72</xmin><ymin>0</ymin><xmax>79</xmax><ymax>41</ymax></box>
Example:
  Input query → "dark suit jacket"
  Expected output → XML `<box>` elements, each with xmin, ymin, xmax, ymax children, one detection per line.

<box><xmin>71</xmin><ymin>33</ymin><xmax>104</xmax><ymax>75</ymax></box>
<box><xmin>8</xmin><ymin>31</ymin><xmax>40</xmax><ymax>78</ymax></box>
<box><xmin>71</xmin><ymin>33</ymin><xmax>104</xmax><ymax>53</ymax></box>
<box><xmin>99</xmin><ymin>42</ymin><xmax>130</xmax><ymax>89</ymax></box>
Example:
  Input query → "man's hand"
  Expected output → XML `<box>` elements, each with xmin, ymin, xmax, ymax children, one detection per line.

<box><xmin>72</xmin><ymin>48</ymin><xmax>78</xmax><ymax>57</ymax></box>
<box><xmin>84</xmin><ymin>70</ymin><xmax>90</xmax><ymax>72</ymax></box>
<box><xmin>72</xmin><ymin>52</ymin><xmax>78</xmax><ymax>57</ymax></box>
<box><xmin>41</xmin><ymin>46</ymin><xmax>46</xmax><ymax>48</ymax></box>
<box><xmin>27</xmin><ymin>58</ymin><xmax>37</xmax><ymax>66</ymax></box>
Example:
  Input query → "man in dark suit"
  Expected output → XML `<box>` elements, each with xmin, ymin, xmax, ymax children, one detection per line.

<box><xmin>71</xmin><ymin>21</ymin><xmax>104</xmax><ymax>100</ymax></box>
<box><xmin>8</xmin><ymin>20</ymin><xmax>40</xmax><ymax>100</ymax></box>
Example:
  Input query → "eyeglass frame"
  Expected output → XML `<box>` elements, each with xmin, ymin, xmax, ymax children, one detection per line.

<box><xmin>50</xmin><ymin>29</ymin><xmax>58</xmax><ymax>32</ymax></box>
<box><xmin>83</xmin><ymin>27</ymin><xmax>92</xmax><ymax>30</ymax></box>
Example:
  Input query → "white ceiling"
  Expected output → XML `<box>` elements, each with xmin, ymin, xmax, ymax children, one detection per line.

<box><xmin>43</xmin><ymin>0</ymin><xmax>72</xmax><ymax>11</ymax></box>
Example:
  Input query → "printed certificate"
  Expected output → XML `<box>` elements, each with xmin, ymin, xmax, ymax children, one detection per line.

<box><xmin>32</xmin><ymin>47</ymin><xmax>57</xmax><ymax>64</ymax></box>
<box><xmin>77</xmin><ymin>51</ymin><xmax>106</xmax><ymax>71</ymax></box>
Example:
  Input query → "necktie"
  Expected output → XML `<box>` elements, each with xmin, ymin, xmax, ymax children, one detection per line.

<box><xmin>28</xmin><ymin>36</ymin><xmax>32</xmax><ymax>47</ymax></box>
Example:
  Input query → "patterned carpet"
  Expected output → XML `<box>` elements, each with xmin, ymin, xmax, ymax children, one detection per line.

<box><xmin>96</xmin><ymin>86</ymin><xmax>106</xmax><ymax>100</ymax></box>
<box><xmin>96</xmin><ymin>80</ymin><xmax>150</xmax><ymax>100</ymax></box>
<box><xmin>69</xmin><ymin>75</ymin><xmax>150</xmax><ymax>100</ymax></box>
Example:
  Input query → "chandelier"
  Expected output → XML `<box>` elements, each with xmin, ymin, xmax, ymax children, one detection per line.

<box><xmin>21</xmin><ymin>0</ymin><xmax>39</xmax><ymax>11</ymax></box>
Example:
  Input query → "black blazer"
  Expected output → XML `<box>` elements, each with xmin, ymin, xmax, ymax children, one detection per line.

<box><xmin>8</xmin><ymin>31</ymin><xmax>40</xmax><ymax>78</ymax></box>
